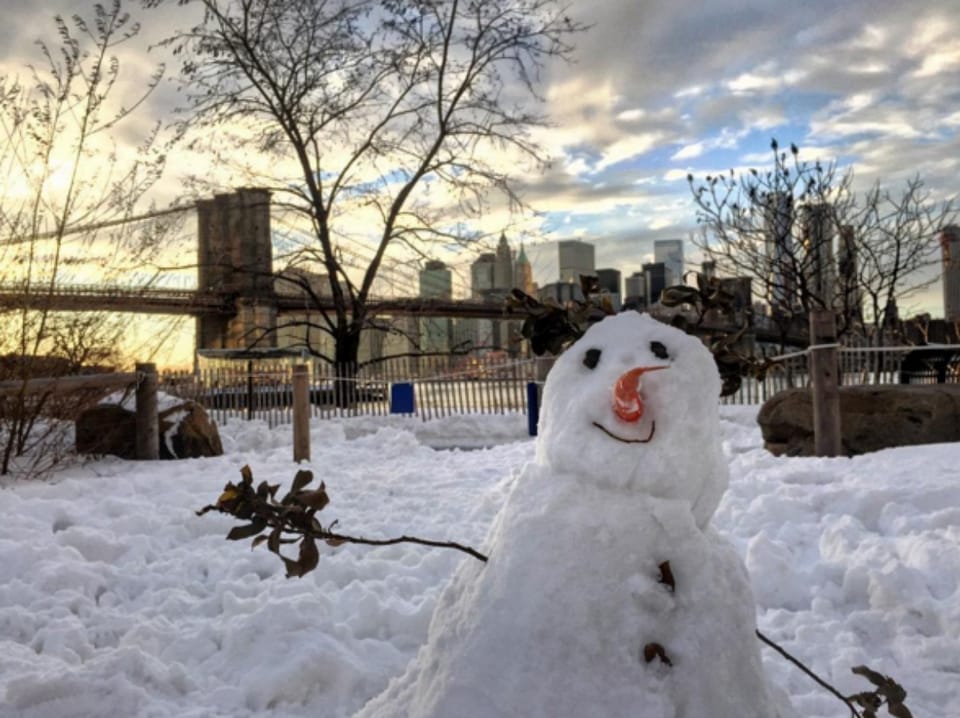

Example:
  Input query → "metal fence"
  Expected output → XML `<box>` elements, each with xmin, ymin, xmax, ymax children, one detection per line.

<box><xmin>159</xmin><ymin>345</ymin><xmax>960</xmax><ymax>424</ymax></box>
<box><xmin>160</xmin><ymin>356</ymin><xmax>541</xmax><ymax>426</ymax></box>
<box><xmin>720</xmin><ymin>344</ymin><xmax>960</xmax><ymax>405</ymax></box>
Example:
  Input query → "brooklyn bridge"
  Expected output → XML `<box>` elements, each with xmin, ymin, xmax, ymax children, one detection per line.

<box><xmin>0</xmin><ymin>187</ymin><xmax>804</xmax><ymax>351</ymax></box>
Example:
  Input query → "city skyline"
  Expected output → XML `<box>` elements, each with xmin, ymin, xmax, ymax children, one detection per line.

<box><xmin>2</xmin><ymin>0</ymin><xmax>959</xmax><ymax>367</ymax></box>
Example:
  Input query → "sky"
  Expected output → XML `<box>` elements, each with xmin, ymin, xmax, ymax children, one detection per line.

<box><xmin>518</xmin><ymin>0</ymin><xmax>960</xmax><ymax>310</ymax></box>
<box><xmin>2</xmin><ymin>0</ymin><xmax>960</xmax><ymax>365</ymax></box>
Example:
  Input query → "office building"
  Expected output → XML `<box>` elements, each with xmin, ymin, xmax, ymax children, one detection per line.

<box><xmin>538</xmin><ymin>281</ymin><xmax>585</xmax><ymax>305</ymax></box>
<box><xmin>837</xmin><ymin>225</ymin><xmax>863</xmax><ymax>326</ymax></box>
<box><xmin>643</xmin><ymin>262</ymin><xmax>668</xmax><ymax>307</ymax></box>
<box><xmin>470</xmin><ymin>253</ymin><xmax>497</xmax><ymax>350</ymax></box>
<box><xmin>654</xmin><ymin>239</ymin><xmax>684</xmax><ymax>286</ymax></box>
<box><xmin>419</xmin><ymin>260</ymin><xmax>453</xmax><ymax>353</ymax></box>
<box><xmin>558</xmin><ymin>240</ymin><xmax>596</xmax><ymax>284</ymax></box>
<box><xmin>624</xmin><ymin>271</ymin><xmax>647</xmax><ymax>310</ymax></box>
<box><xmin>801</xmin><ymin>203</ymin><xmax>836</xmax><ymax>308</ymax></box>
<box><xmin>942</xmin><ymin>225</ymin><xmax>960</xmax><ymax>321</ymax></box>
<box><xmin>764</xmin><ymin>192</ymin><xmax>795</xmax><ymax>317</ymax></box>
<box><xmin>514</xmin><ymin>242</ymin><xmax>535</xmax><ymax>295</ymax></box>
<box><xmin>595</xmin><ymin>268</ymin><xmax>622</xmax><ymax>311</ymax></box>
<box><xmin>494</xmin><ymin>233</ymin><xmax>514</xmax><ymax>290</ymax></box>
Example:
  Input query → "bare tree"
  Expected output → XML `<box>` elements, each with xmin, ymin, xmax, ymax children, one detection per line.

<box><xmin>153</xmin><ymin>0</ymin><xmax>585</xmax><ymax>399</ymax></box>
<box><xmin>849</xmin><ymin>178</ymin><xmax>956</xmax><ymax>345</ymax></box>
<box><xmin>688</xmin><ymin>139</ymin><xmax>957</xmax><ymax>347</ymax></box>
<box><xmin>0</xmin><ymin>0</ymin><xmax>168</xmax><ymax>476</ymax></box>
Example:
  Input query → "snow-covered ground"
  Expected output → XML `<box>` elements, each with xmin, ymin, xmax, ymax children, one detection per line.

<box><xmin>1</xmin><ymin>408</ymin><xmax>957</xmax><ymax>717</ymax></box>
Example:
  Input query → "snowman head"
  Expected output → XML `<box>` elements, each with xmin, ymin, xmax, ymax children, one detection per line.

<box><xmin>535</xmin><ymin>312</ymin><xmax>728</xmax><ymax>528</ymax></box>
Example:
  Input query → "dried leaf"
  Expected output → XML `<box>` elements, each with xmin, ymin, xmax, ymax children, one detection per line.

<box><xmin>256</xmin><ymin>480</ymin><xmax>279</xmax><ymax>500</ymax></box>
<box><xmin>298</xmin><ymin>536</ymin><xmax>319</xmax><ymax>574</ymax></box>
<box><xmin>326</xmin><ymin>536</ymin><xmax>347</xmax><ymax>547</ymax></box>
<box><xmin>226</xmin><ymin>519</ymin><xmax>267</xmax><ymax>541</ymax></box>
<box><xmin>291</xmin><ymin>470</ymin><xmax>313</xmax><ymax>493</ymax></box>
<box><xmin>888</xmin><ymin>703</ymin><xmax>913</xmax><ymax>718</ymax></box>
<box><xmin>285</xmin><ymin>536</ymin><xmax>319</xmax><ymax>578</ymax></box>
<box><xmin>240</xmin><ymin>465</ymin><xmax>253</xmax><ymax>483</ymax></box>
<box><xmin>267</xmin><ymin>526</ymin><xmax>282</xmax><ymax>554</ymax></box>
<box><xmin>849</xmin><ymin>692</ymin><xmax>881</xmax><ymax>709</ymax></box>
<box><xmin>251</xmin><ymin>535</ymin><xmax>269</xmax><ymax>549</ymax></box>
<box><xmin>216</xmin><ymin>486</ymin><xmax>239</xmax><ymax>506</ymax></box>
<box><xmin>296</xmin><ymin>487</ymin><xmax>330</xmax><ymax>511</ymax></box>
<box><xmin>852</xmin><ymin>665</ymin><xmax>889</xmax><ymax>688</ymax></box>
<box><xmin>281</xmin><ymin>556</ymin><xmax>302</xmax><ymax>578</ymax></box>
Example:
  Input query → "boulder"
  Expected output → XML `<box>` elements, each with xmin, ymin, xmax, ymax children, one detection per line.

<box><xmin>76</xmin><ymin>400</ymin><xmax>223</xmax><ymax>460</ymax></box>
<box><xmin>757</xmin><ymin>384</ymin><xmax>960</xmax><ymax>456</ymax></box>
<box><xmin>159</xmin><ymin>401</ymin><xmax>223</xmax><ymax>459</ymax></box>
<box><xmin>75</xmin><ymin>404</ymin><xmax>137</xmax><ymax>459</ymax></box>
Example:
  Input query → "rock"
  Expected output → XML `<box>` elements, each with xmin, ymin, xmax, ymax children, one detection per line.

<box><xmin>75</xmin><ymin>404</ymin><xmax>137</xmax><ymax>459</ymax></box>
<box><xmin>159</xmin><ymin>401</ymin><xmax>223</xmax><ymax>459</ymax></box>
<box><xmin>76</xmin><ymin>400</ymin><xmax>223</xmax><ymax>460</ymax></box>
<box><xmin>757</xmin><ymin>385</ymin><xmax>960</xmax><ymax>456</ymax></box>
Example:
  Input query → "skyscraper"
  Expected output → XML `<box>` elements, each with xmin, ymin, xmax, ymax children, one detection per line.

<box><xmin>941</xmin><ymin>225</ymin><xmax>960</xmax><ymax>321</ymax></box>
<box><xmin>624</xmin><ymin>271</ymin><xmax>647</xmax><ymax>309</ymax></box>
<box><xmin>420</xmin><ymin>260</ymin><xmax>452</xmax><ymax>352</ymax></box>
<box><xmin>801</xmin><ymin>203</ymin><xmax>835</xmax><ymax>308</ymax></box>
<box><xmin>470</xmin><ymin>253</ymin><xmax>497</xmax><ymax>296</ymax></box>
<box><xmin>654</xmin><ymin>239</ymin><xmax>684</xmax><ymax>286</ymax></box>
<box><xmin>837</xmin><ymin>225</ymin><xmax>863</xmax><ymax>327</ymax></box>
<box><xmin>558</xmin><ymin>240</ymin><xmax>596</xmax><ymax>284</ymax></box>
<box><xmin>764</xmin><ymin>192</ymin><xmax>795</xmax><ymax>318</ymax></box>
<box><xmin>642</xmin><ymin>262</ymin><xmax>667</xmax><ymax>307</ymax></box>
<box><xmin>596</xmin><ymin>268</ymin><xmax>622</xmax><ymax>311</ymax></box>
<box><xmin>420</xmin><ymin>259</ymin><xmax>452</xmax><ymax>299</ymax></box>
<box><xmin>494</xmin><ymin>233</ymin><xmax>514</xmax><ymax>290</ymax></box>
<box><xmin>514</xmin><ymin>242</ymin><xmax>535</xmax><ymax>295</ymax></box>
<box><xmin>470</xmin><ymin>253</ymin><xmax>497</xmax><ymax>350</ymax></box>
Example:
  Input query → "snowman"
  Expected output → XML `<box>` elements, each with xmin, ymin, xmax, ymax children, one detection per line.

<box><xmin>357</xmin><ymin>312</ymin><xmax>794</xmax><ymax>718</ymax></box>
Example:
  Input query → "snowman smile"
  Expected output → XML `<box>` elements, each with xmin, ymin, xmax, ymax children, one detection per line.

<box><xmin>592</xmin><ymin>420</ymin><xmax>657</xmax><ymax>443</ymax></box>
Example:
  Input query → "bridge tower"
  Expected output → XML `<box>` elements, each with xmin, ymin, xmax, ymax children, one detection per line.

<box><xmin>196</xmin><ymin>188</ymin><xmax>278</xmax><ymax>351</ymax></box>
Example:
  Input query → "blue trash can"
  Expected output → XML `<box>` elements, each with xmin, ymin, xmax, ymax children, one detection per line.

<box><xmin>390</xmin><ymin>383</ymin><xmax>415</xmax><ymax>414</ymax></box>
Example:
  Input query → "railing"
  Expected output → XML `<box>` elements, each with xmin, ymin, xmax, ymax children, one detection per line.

<box><xmin>720</xmin><ymin>344</ymin><xmax>960</xmax><ymax>405</ymax></box>
<box><xmin>155</xmin><ymin>344</ymin><xmax>960</xmax><ymax>424</ymax></box>
<box><xmin>161</xmin><ymin>356</ymin><xmax>541</xmax><ymax>427</ymax></box>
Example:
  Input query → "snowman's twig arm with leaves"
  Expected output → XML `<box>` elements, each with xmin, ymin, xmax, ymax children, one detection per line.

<box><xmin>197</xmin><ymin>465</ymin><xmax>488</xmax><ymax>577</ymax></box>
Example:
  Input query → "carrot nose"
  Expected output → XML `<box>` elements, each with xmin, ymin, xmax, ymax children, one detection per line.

<box><xmin>613</xmin><ymin>366</ymin><xmax>667</xmax><ymax>423</ymax></box>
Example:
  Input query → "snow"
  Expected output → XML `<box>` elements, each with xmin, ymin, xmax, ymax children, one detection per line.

<box><xmin>0</xmin><ymin>389</ymin><xmax>958</xmax><ymax>714</ymax></box>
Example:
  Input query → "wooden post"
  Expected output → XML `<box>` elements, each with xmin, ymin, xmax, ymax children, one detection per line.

<box><xmin>246</xmin><ymin>359</ymin><xmax>254</xmax><ymax>421</ymax></box>
<box><xmin>292</xmin><ymin>364</ymin><xmax>310</xmax><ymax>463</ymax></box>
<box><xmin>808</xmin><ymin>310</ymin><xmax>842</xmax><ymax>457</ymax></box>
<box><xmin>135</xmin><ymin>362</ymin><xmax>159</xmax><ymax>461</ymax></box>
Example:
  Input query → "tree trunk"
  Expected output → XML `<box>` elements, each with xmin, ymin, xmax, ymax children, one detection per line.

<box><xmin>333</xmin><ymin>325</ymin><xmax>362</xmax><ymax>409</ymax></box>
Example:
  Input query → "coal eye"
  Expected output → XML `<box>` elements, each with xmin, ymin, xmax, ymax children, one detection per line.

<box><xmin>583</xmin><ymin>348</ymin><xmax>601</xmax><ymax>369</ymax></box>
<box><xmin>650</xmin><ymin>341</ymin><xmax>669</xmax><ymax>360</ymax></box>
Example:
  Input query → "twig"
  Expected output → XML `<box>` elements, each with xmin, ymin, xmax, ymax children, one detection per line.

<box><xmin>325</xmin><ymin>531</ymin><xmax>488</xmax><ymax>563</ymax></box>
<box><xmin>756</xmin><ymin>629</ymin><xmax>863</xmax><ymax>718</ymax></box>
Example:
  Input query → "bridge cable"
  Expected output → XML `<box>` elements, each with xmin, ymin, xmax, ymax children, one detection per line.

<box><xmin>0</xmin><ymin>203</ymin><xmax>195</xmax><ymax>246</ymax></box>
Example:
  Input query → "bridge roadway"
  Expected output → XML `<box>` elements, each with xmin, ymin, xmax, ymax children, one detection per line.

<box><xmin>0</xmin><ymin>283</ymin><xmax>808</xmax><ymax>345</ymax></box>
<box><xmin>0</xmin><ymin>283</ymin><xmax>522</xmax><ymax>319</ymax></box>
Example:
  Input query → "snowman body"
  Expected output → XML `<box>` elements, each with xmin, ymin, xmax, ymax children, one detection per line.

<box><xmin>357</xmin><ymin>313</ymin><xmax>792</xmax><ymax>718</ymax></box>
